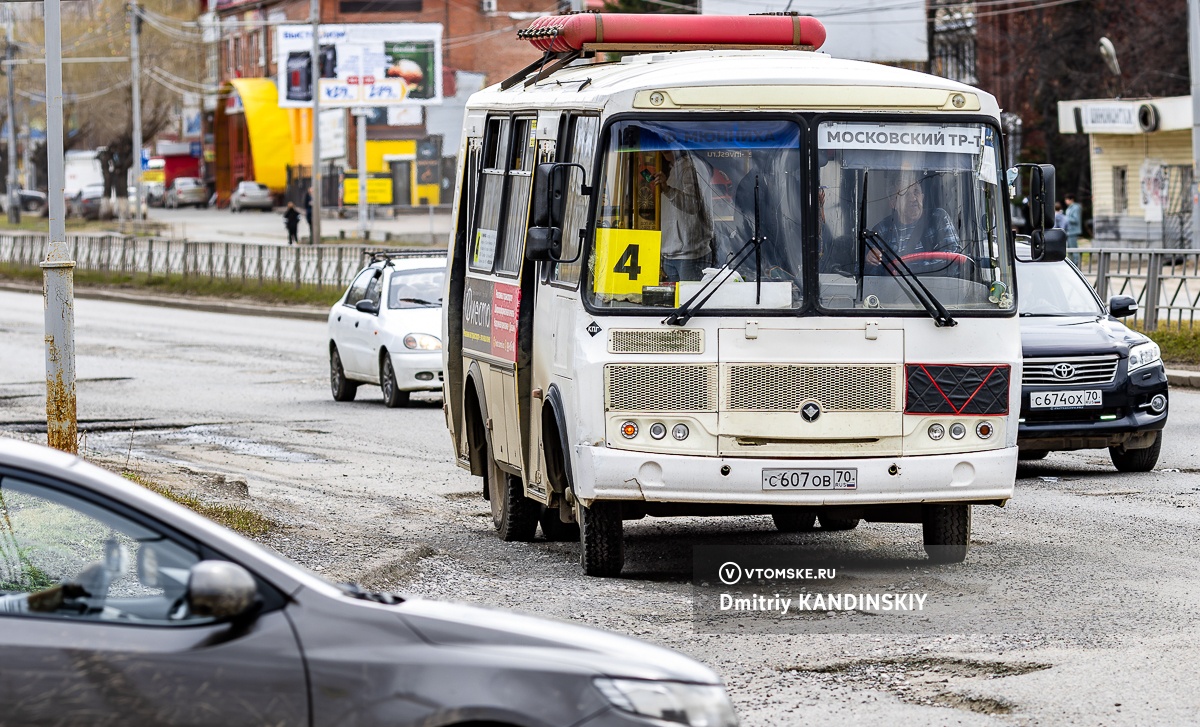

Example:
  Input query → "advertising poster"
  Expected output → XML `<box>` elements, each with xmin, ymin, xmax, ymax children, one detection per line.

<box><xmin>275</xmin><ymin>23</ymin><xmax>443</xmax><ymax>109</ymax></box>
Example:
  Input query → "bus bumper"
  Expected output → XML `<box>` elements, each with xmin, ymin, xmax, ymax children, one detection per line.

<box><xmin>572</xmin><ymin>446</ymin><xmax>1016</xmax><ymax>506</ymax></box>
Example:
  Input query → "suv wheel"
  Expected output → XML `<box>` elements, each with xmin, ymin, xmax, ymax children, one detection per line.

<box><xmin>578</xmin><ymin>501</ymin><xmax>624</xmax><ymax>577</ymax></box>
<box><xmin>380</xmin><ymin>355</ymin><xmax>409</xmax><ymax>408</ymax></box>
<box><xmin>329</xmin><ymin>347</ymin><xmax>358</xmax><ymax>402</ymax></box>
<box><xmin>1110</xmin><ymin>430</ymin><xmax>1162</xmax><ymax>473</ymax></box>
<box><xmin>486</xmin><ymin>443</ymin><xmax>538</xmax><ymax>542</ymax></box>
<box><xmin>922</xmin><ymin>504</ymin><xmax>971</xmax><ymax>564</ymax></box>
<box><xmin>772</xmin><ymin>509</ymin><xmax>817</xmax><ymax>532</ymax></box>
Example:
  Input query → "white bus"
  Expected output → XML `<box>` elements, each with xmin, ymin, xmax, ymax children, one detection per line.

<box><xmin>442</xmin><ymin>13</ymin><xmax>1065</xmax><ymax>576</ymax></box>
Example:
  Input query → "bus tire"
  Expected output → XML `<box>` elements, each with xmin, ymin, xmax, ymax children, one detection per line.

<box><xmin>486</xmin><ymin>444</ymin><xmax>539</xmax><ymax>542</ymax></box>
<box><xmin>772</xmin><ymin>509</ymin><xmax>816</xmax><ymax>532</ymax></box>
<box><xmin>578</xmin><ymin>502</ymin><xmax>623</xmax><ymax>577</ymax></box>
<box><xmin>539</xmin><ymin>506</ymin><xmax>579</xmax><ymax>542</ymax></box>
<box><xmin>922</xmin><ymin>503</ymin><xmax>970</xmax><ymax>564</ymax></box>
<box><xmin>820</xmin><ymin>515</ymin><xmax>859</xmax><ymax>531</ymax></box>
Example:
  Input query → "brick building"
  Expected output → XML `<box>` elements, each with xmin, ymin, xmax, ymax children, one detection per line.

<box><xmin>210</xmin><ymin>0</ymin><xmax>572</xmax><ymax>206</ymax></box>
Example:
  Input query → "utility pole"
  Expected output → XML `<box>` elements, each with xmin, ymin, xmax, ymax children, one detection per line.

<box><xmin>354</xmin><ymin>107</ymin><xmax>368</xmax><ymax>239</ymax></box>
<box><xmin>5</xmin><ymin>6</ymin><xmax>19</xmax><ymax>224</ymax></box>
<box><xmin>309</xmin><ymin>0</ymin><xmax>321</xmax><ymax>244</ymax></box>
<box><xmin>130</xmin><ymin>1</ymin><xmax>143</xmax><ymax>222</ymax></box>
<box><xmin>1190</xmin><ymin>0</ymin><xmax>1199</xmax><ymax>248</ymax></box>
<box><xmin>42</xmin><ymin>0</ymin><xmax>77</xmax><ymax>454</ymax></box>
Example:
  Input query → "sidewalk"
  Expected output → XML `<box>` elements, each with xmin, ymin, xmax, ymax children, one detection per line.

<box><xmin>172</xmin><ymin>209</ymin><xmax>452</xmax><ymax>246</ymax></box>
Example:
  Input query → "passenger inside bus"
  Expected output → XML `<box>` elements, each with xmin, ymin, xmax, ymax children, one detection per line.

<box><xmin>650</xmin><ymin>149</ymin><xmax>713</xmax><ymax>282</ymax></box>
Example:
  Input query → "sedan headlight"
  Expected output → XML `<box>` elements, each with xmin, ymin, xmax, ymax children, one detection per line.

<box><xmin>594</xmin><ymin>678</ymin><xmax>738</xmax><ymax>727</ymax></box>
<box><xmin>403</xmin><ymin>333</ymin><xmax>442</xmax><ymax>351</ymax></box>
<box><xmin>1127</xmin><ymin>341</ymin><xmax>1161</xmax><ymax>372</ymax></box>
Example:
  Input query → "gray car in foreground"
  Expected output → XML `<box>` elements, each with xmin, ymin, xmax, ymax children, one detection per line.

<box><xmin>0</xmin><ymin>438</ymin><xmax>736</xmax><ymax>727</ymax></box>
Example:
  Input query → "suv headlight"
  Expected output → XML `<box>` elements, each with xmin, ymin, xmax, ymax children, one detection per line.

<box><xmin>1127</xmin><ymin>342</ymin><xmax>1161</xmax><ymax>372</ymax></box>
<box><xmin>403</xmin><ymin>333</ymin><xmax>442</xmax><ymax>351</ymax></box>
<box><xmin>594</xmin><ymin>678</ymin><xmax>738</xmax><ymax>727</ymax></box>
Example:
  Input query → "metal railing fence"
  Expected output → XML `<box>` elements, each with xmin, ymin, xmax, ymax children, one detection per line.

<box><xmin>1074</xmin><ymin>248</ymin><xmax>1200</xmax><ymax>330</ymax></box>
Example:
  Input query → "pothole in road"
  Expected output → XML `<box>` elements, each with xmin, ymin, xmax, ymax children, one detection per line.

<box><xmin>787</xmin><ymin>656</ymin><xmax>1051</xmax><ymax>715</ymax></box>
<box><xmin>163</xmin><ymin>425</ymin><xmax>326</xmax><ymax>463</ymax></box>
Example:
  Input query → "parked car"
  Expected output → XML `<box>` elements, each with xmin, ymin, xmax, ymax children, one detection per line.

<box><xmin>0</xmin><ymin>437</ymin><xmax>737</xmax><ymax>726</ymax></box>
<box><xmin>144</xmin><ymin>181</ymin><xmax>165</xmax><ymax>207</ymax></box>
<box><xmin>230</xmin><ymin>180</ymin><xmax>273</xmax><ymax>212</ymax></box>
<box><xmin>0</xmin><ymin>187</ymin><xmax>47</xmax><ymax>216</ymax></box>
<box><xmin>69</xmin><ymin>182</ymin><xmax>107</xmax><ymax>220</ymax></box>
<box><xmin>164</xmin><ymin>176</ymin><xmax>208</xmax><ymax>208</ymax></box>
<box><xmin>1016</xmin><ymin>244</ymin><xmax>1168</xmax><ymax>471</ymax></box>
<box><xmin>329</xmin><ymin>252</ymin><xmax>446</xmax><ymax>407</ymax></box>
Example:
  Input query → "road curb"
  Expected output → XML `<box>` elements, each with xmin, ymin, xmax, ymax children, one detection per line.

<box><xmin>0</xmin><ymin>282</ymin><xmax>327</xmax><ymax>321</ymax></box>
<box><xmin>1166</xmin><ymin>369</ymin><xmax>1200</xmax><ymax>390</ymax></box>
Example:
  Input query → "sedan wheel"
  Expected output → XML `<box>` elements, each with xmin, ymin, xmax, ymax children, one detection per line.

<box><xmin>380</xmin><ymin>355</ymin><xmax>409</xmax><ymax>408</ymax></box>
<box><xmin>330</xmin><ymin>347</ymin><xmax>358</xmax><ymax>402</ymax></box>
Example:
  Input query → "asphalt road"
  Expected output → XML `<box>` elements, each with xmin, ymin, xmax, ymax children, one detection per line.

<box><xmin>2</xmin><ymin>288</ymin><xmax>1200</xmax><ymax>725</ymax></box>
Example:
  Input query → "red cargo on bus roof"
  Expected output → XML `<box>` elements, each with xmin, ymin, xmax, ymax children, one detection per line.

<box><xmin>517</xmin><ymin>13</ymin><xmax>827</xmax><ymax>53</ymax></box>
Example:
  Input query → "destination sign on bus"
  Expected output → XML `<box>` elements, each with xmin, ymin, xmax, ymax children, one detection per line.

<box><xmin>819</xmin><ymin>123</ymin><xmax>982</xmax><ymax>155</ymax></box>
<box><xmin>619</xmin><ymin>120</ymin><xmax>800</xmax><ymax>152</ymax></box>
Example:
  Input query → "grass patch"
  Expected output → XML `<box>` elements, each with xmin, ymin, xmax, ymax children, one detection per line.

<box><xmin>122</xmin><ymin>472</ymin><xmax>277</xmax><ymax>537</ymax></box>
<box><xmin>0</xmin><ymin>264</ymin><xmax>343</xmax><ymax>307</ymax></box>
<box><xmin>1138</xmin><ymin>324</ymin><xmax>1200</xmax><ymax>368</ymax></box>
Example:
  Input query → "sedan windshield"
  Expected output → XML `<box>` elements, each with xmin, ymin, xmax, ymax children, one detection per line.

<box><xmin>1016</xmin><ymin>260</ymin><xmax>1103</xmax><ymax>316</ymax></box>
<box><xmin>388</xmin><ymin>267</ymin><xmax>444</xmax><ymax>308</ymax></box>
<box><xmin>587</xmin><ymin>119</ymin><xmax>804</xmax><ymax>311</ymax></box>
<box><xmin>817</xmin><ymin>121</ymin><xmax>1014</xmax><ymax>314</ymax></box>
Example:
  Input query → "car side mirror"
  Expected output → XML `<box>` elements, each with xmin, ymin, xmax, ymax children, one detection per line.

<box><xmin>1109</xmin><ymin>295</ymin><xmax>1138</xmax><ymax>318</ymax></box>
<box><xmin>186</xmin><ymin>560</ymin><xmax>257</xmax><ymax>619</ymax></box>
<box><xmin>355</xmin><ymin>299</ymin><xmax>379</xmax><ymax>315</ymax></box>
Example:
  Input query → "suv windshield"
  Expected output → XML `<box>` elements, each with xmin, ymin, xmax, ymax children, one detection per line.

<box><xmin>1017</xmin><ymin>260</ymin><xmax>1102</xmax><ymax>316</ymax></box>
<box><xmin>817</xmin><ymin>121</ymin><xmax>1014</xmax><ymax>314</ymax></box>
<box><xmin>587</xmin><ymin>119</ymin><xmax>804</xmax><ymax>311</ymax></box>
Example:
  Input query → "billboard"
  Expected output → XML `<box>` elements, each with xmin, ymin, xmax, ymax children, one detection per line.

<box><xmin>276</xmin><ymin>23</ymin><xmax>443</xmax><ymax>109</ymax></box>
<box><xmin>699</xmin><ymin>0</ymin><xmax>926</xmax><ymax>64</ymax></box>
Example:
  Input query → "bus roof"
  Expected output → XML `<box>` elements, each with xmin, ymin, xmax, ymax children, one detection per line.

<box><xmin>466</xmin><ymin>50</ymin><xmax>999</xmax><ymax>118</ymax></box>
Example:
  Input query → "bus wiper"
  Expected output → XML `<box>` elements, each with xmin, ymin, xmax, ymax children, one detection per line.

<box><xmin>857</xmin><ymin>171</ymin><xmax>955</xmax><ymax>328</ymax></box>
<box><xmin>664</xmin><ymin>176</ymin><xmax>767</xmax><ymax>327</ymax></box>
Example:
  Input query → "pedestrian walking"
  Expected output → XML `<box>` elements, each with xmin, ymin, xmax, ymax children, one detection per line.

<box><xmin>283</xmin><ymin>202</ymin><xmax>301</xmax><ymax>245</ymax></box>
<box><xmin>304</xmin><ymin>186</ymin><xmax>314</xmax><ymax>243</ymax></box>
<box><xmin>1054</xmin><ymin>202</ymin><xmax>1067</xmax><ymax>230</ymax></box>
<box><xmin>1064</xmin><ymin>193</ymin><xmax>1083</xmax><ymax>264</ymax></box>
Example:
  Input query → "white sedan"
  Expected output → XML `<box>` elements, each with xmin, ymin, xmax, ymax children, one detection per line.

<box><xmin>328</xmin><ymin>252</ymin><xmax>446</xmax><ymax>407</ymax></box>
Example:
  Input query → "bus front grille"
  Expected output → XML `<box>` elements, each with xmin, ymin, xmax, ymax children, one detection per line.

<box><xmin>605</xmin><ymin>364</ymin><xmax>718</xmax><ymax>412</ymax></box>
<box><xmin>724</xmin><ymin>364</ymin><xmax>899</xmax><ymax>412</ymax></box>
<box><xmin>609</xmin><ymin>328</ymin><xmax>704</xmax><ymax>354</ymax></box>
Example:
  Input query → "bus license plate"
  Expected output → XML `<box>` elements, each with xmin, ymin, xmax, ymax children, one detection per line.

<box><xmin>763</xmin><ymin>469</ymin><xmax>858</xmax><ymax>491</ymax></box>
<box><xmin>1030</xmin><ymin>389</ymin><xmax>1102</xmax><ymax>409</ymax></box>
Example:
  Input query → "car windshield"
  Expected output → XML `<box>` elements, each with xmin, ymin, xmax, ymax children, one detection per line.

<box><xmin>816</xmin><ymin>121</ymin><xmax>1014</xmax><ymax>314</ymax></box>
<box><xmin>388</xmin><ymin>267</ymin><xmax>445</xmax><ymax>308</ymax></box>
<box><xmin>177</xmin><ymin>179</ymin><xmax>198</xmax><ymax>188</ymax></box>
<box><xmin>1017</xmin><ymin>259</ymin><xmax>1103</xmax><ymax>316</ymax></box>
<box><xmin>587</xmin><ymin>119</ymin><xmax>804</xmax><ymax>311</ymax></box>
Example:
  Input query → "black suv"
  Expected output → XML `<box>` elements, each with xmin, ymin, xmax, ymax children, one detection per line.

<box><xmin>1016</xmin><ymin>247</ymin><xmax>1168</xmax><ymax>471</ymax></box>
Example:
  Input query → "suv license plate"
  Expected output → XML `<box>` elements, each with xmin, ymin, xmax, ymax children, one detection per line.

<box><xmin>1030</xmin><ymin>389</ymin><xmax>1102</xmax><ymax>409</ymax></box>
<box><xmin>763</xmin><ymin>469</ymin><xmax>858</xmax><ymax>491</ymax></box>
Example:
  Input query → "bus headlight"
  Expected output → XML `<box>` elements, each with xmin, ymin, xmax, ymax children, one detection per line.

<box><xmin>671</xmin><ymin>424</ymin><xmax>690</xmax><ymax>441</ymax></box>
<box><xmin>949</xmin><ymin>422</ymin><xmax>967</xmax><ymax>440</ymax></box>
<box><xmin>927</xmin><ymin>423</ymin><xmax>945</xmax><ymax>441</ymax></box>
<box><xmin>649</xmin><ymin>423</ymin><xmax>667</xmax><ymax>440</ymax></box>
<box><xmin>621</xmin><ymin>421</ymin><xmax>638</xmax><ymax>439</ymax></box>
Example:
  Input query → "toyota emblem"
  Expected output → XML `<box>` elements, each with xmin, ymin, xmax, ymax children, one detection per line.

<box><xmin>800</xmin><ymin>401</ymin><xmax>821</xmax><ymax>422</ymax></box>
<box><xmin>1052</xmin><ymin>363</ymin><xmax>1076</xmax><ymax>380</ymax></box>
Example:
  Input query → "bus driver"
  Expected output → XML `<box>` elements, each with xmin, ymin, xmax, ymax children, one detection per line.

<box><xmin>868</xmin><ymin>173</ymin><xmax>961</xmax><ymax>269</ymax></box>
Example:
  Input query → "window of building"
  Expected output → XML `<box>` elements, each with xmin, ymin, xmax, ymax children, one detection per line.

<box><xmin>1113</xmin><ymin>166</ymin><xmax>1128</xmax><ymax>213</ymax></box>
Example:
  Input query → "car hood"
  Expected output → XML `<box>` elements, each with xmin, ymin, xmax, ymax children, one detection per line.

<box><xmin>398</xmin><ymin>599</ymin><xmax>721</xmax><ymax>684</ymax></box>
<box><xmin>386</xmin><ymin>306</ymin><xmax>442</xmax><ymax>336</ymax></box>
<box><xmin>1020</xmin><ymin>315</ymin><xmax>1147</xmax><ymax>358</ymax></box>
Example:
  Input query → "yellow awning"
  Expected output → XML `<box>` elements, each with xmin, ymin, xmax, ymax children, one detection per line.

<box><xmin>228</xmin><ymin>78</ymin><xmax>293</xmax><ymax>193</ymax></box>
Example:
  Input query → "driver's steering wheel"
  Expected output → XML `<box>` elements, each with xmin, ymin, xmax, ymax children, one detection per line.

<box><xmin>888</xmin><ymin>251</ymin><xmax>976</xmax><ymax>276</ymax></box>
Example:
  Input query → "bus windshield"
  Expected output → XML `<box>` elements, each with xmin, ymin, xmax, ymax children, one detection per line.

<box><xmin>587</xmin><ymin>119</ymin><xmax>804</xmax><ymax>311</ymax></box>
<box><xmin>816</xmin><ymin>121</ymin><xmax>1015</xmax><ymax>314</ymax></box>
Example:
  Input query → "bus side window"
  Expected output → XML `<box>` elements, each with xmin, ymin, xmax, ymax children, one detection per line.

<box><xmin>471</xmin><ymin>117</ymin><xmax>508</xmax><ymax>272</ymax></box>
<box><xmin>553</xmin><ymin>115</ymin><xmax>599</xmax><ymax>286</ymax></box>
<box><xmin>495</xmin><ymin>117</ymin><xmax>536</xmax><ymax>275</ymax></box>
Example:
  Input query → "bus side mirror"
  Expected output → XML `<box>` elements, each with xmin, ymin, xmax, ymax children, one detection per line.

<box><xmin>1013</xmin><ymin>163</ymin><xmax>1065</xmax><ymax>262</ymax></box>
<box><xmin>528</xmin><ymin>162</ymin><xmax>589</xmax><ymax>263</ymax></box>
<box><xmin>526</xmin><ymin>227</ymin><xmax>563</xmax><ymax>261</ymax></box>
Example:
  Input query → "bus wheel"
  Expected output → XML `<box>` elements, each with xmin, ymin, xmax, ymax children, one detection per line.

<box><xmin>772</xmin><ymin>509</ymin><xmax>816</xmax><ymax>532</ymax></box>
<box><xmin>819</xmin><ymin>515</ymin><xmax>859</xmax><ymax>531</ymax></box>
<box><xmin>922</xmin><ymin>504</ymin><xmax>970</xmax><ymax>564</ymax></box>
<box><xmin>578</xmin><ymin>502</ymin><xmax>623</xmax><ymax>577</ymax></box>
<box><xmin>486</xmin><ymin>445</ymin><xmax>539</xmax><ymax>542</ymax></box>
